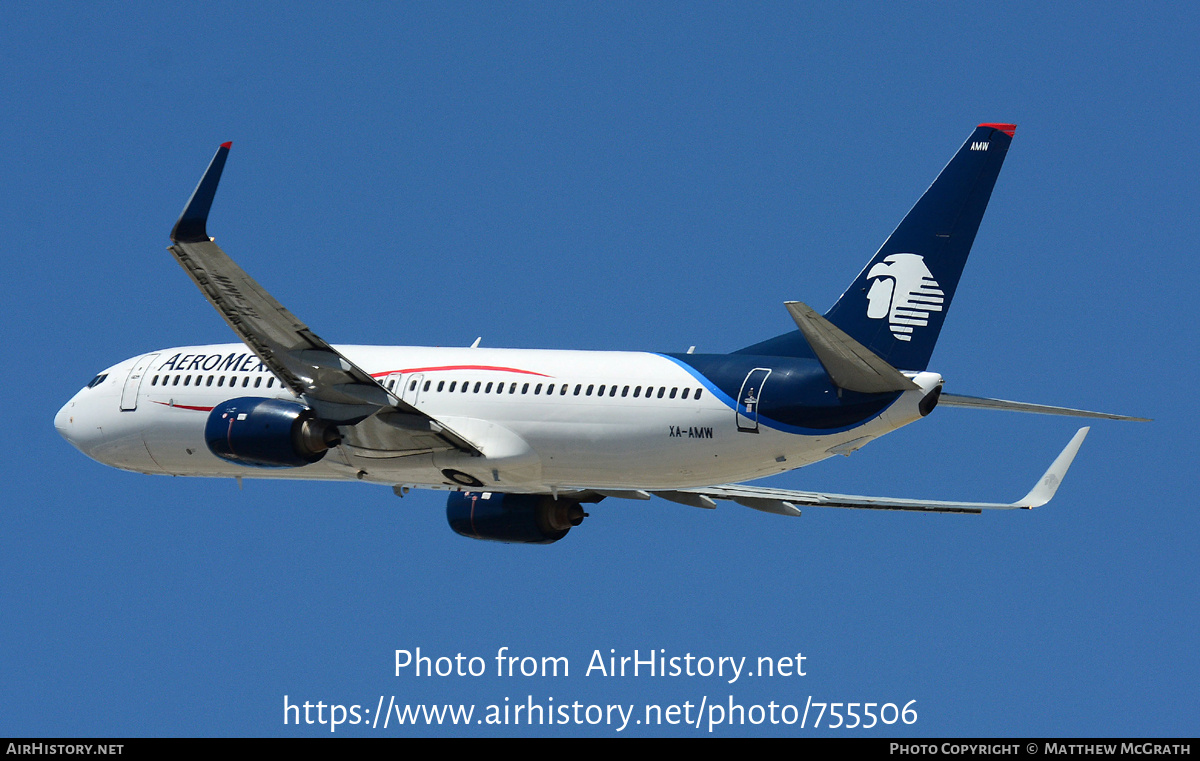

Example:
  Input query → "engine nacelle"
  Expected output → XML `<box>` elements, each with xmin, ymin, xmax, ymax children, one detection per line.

<box><xmin>205</xmin><ymin>397</ymin><xmax>340</xmax><ymax>468</ymax></box>
<box><xmin>446</xmin><ymin>492</ymin><xmax>587</xmax><ymax>544</ymax></box>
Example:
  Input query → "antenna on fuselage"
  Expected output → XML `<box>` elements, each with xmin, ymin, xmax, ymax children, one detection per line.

<box><xmin>470</xmin><ymin>337</ymin><xmax>482</xmax><ymax>348</ymax></box>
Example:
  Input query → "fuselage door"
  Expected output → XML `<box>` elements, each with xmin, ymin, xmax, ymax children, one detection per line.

<box><xmin>383</xmin><ymin>372</ymin><xmax>404</xmax><ymax>398</ymax></box>
<box><xmin>736</xmin><ymin>367</ymin><xmax>772</xmax><ymax>433</ymax></box>
<box><xmin>120</xmin><ymin>353</ymin><xmax>159</xmax><ymax>411</ymax></box>
<box><xmin>402</xmin><ymin>373</ymin><xmax>424</xmax><ymax>407</ymax></box>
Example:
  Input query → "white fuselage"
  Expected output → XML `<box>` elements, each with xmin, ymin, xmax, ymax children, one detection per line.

<box><xmin>55</xmin><ymin>343</ymin><xmax>942</xmax><ymax>494</ymax></box>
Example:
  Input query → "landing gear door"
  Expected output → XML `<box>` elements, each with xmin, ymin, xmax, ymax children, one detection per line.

<box><xmin>402</xmin><ymin>373</ymin><xmax>424</xmax><ymax>407</ymax></box>
<box><xmin>120</xmin><ymin>353</ymin><xmax>159</xmax><ymax>411</ymax></box>
<box><xmin>736</xmin><ymin>368</ymin><xmax>771</xmax><ymax>433</ymax></box>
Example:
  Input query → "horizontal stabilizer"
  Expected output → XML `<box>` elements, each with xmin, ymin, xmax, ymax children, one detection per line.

<box><xmin>784</xmin><ymin>301</ymin><xmax>918</xmax><ymax>394</ymax></box>
<box><xmin>939</xmin><ymin>393</ymin><xmax>1149</xmax><ymax>422</ymax></box>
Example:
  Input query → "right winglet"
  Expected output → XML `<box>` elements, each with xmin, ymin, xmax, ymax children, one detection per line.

<box><xmin>170</xmin><ymin>142</ymin><xmax>232</xmax><ymax>243</ymax></box>
<box><xmin>1013</xmin><ymin>427</ymin><xmax>1089</xmax><ymax>508</ymax></box>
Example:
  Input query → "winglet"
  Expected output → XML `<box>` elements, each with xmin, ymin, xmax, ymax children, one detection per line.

<box><xmin>1013</xmin><ymin>427</ymin><xmax>1089</xmax><ymax>508</ymax></box>
<box><xmin>170</xmin><ymin>142</ymin><xmax>232</xmax><ymax>243</ymax></box>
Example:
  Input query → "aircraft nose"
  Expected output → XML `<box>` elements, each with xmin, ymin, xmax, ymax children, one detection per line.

<box><xmin>55</xmin><ymin>399</ymin><xmax>78</xmax><ymax>445</ymax></box>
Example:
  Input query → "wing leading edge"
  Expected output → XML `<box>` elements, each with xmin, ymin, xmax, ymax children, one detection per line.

<box><xmin>167</xmin><ymin>143</ymin><xmax>481</xmax><ymax>456</ymax></box>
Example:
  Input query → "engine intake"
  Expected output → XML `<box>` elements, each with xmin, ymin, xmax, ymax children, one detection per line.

<box><xmin>205</xmin><ymin>397</ymin><xmax>340</xmax><ymax>468</ymax></box>
<box><xmin>446</xmin><ymin>492</ymin><xmax>587</xmax><ymax>544</ymax></box>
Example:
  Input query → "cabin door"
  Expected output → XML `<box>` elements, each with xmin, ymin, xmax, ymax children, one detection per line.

<box><xmin>735</xmin><ymin>367</ymin><xmax>771</xmax><ymax>433</ymax></box>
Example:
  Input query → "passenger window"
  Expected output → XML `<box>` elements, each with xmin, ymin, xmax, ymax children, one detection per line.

<box><xmin>597</xmin><ymin>384</ymin><xmax>605</xmax><ymax>396</ymax></box>
<box><xmin>437</xmin><ymin>381</ymin><xmax>445</xmax><ymax>392</ymax></box>
<box><xmin>609</xmin><ymin>385</ymin><xmax>617</xmax><ymax>397</ymax></box>
<box><xmin>681</xmin><ymin>388</ymin><xmax>690</xmax><ymax>399</ymax></box>
<box><xmin>645</xmin><ymin>386</ymin><xmax>653</xmax><ymax>397</ymax></box>
<box><xmin>546</xmin><ymin>384</ymin><xmax>554</xmax><ymax>395</ymax></box>
<box><xmin>423</xmin><ymin>380</ymin><xmax>431</xmax><ymax>392</ymax></box>
<box><xmin>535</xmin><ymin>383</ymin><xmax>542</xmax><ymax>394</ymax></box>
<box><xmin>561</xmin><ymin>384</ymin><xmax>568</xmax><ymax>395</ymax></box>
<box><xmin>410</xmin><ymin>380</ymin><xmax>417</xmax><ymax>391</ymax></box>
<box><xmin>695</xmin><ymin>389</ymin><xmax>703</xmax><ymax>400</ymax></box>
<box><xmin>385</xmin><ymin>379</ymin><xmax>394</xmax><ymax>391</ymax></box>
<box><xmin>574</xmin><ymin>384</ymin><xmax>582</xmax><ymax>396</ymax></box>
<box><xmin>622</xmin><ymin>385</ymin><xmax>629</xmax><ymax>397</ymax></box>
<box><xmin>242</xmin><ymin>377</ymin><xmax>250</xmax><ymax>387</ymax></box>
<box><xmin>183</xmin><ymin>375</ymin><xmax>191</xmax><ymax>386</ymax></box>
<box><xmin>509</xmin><ymin>382</ymin><xmax>517</xmax><ymax>394</ymax></box>
<box><xmin>150</xmin><ymin>375</ymin><xmax>158</xmax><ymax>386</ymax></box>
<box><xmin>474</xmin><ymin>382</ymin><xmax>482</xmax><ymax>393</ymax></box>
<box><xmin>522</xmin><ymin>383</ymin><xmax>529</xmax><ymax>394</ymax></box>
<box><xmin>485</xmin><ymin>382</ymin><xmax>493</xmax><ymax>393</ymax></box>
<box><xmin>586</xmin><ymin>385</ymin><xmax>594</xmax><ymax>396</ymax></box>
<box><xmin>669</xmin><ymin>387</ymin><xmax>677</xmax><ymax>399</ymax></box>
<box><xmin>633</xmin><ymin>386</ymin><xmax>641</xmax><ymax>397</ymax></box>
<box><xmin>207</xmin><ymin>376</ymin><xmax>215</xmax><ymax>387</ymax></box>
<box><xmin>217</xmin><ymin>376</ymin><xmax>225</xmax><ymax>387</ymax></box>
<box><xmin>268</xmin><ymin>378</ymin><xmax>275</xmax><ymax>388</ymax></box>
<box><xmin>449</xmin><ymin>381</ymin><xmax>456</xmax><ymax>392</ymax></box>
<box><xmin>657</xmin><ymin>387</ymin><xmax>665</xmax><ymax>398</ymax></box>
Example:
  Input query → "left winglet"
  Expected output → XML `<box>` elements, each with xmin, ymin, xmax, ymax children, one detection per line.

<box><xmin>170</xmin><ymin>142</ymin><xmax>232</xmax><ymax>243</ymax></box>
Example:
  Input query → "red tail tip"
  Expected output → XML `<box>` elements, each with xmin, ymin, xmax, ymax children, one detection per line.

<box><xmin>220</xmin><ymin>141</ymin><xmax>233</xmax><ymax>149</ymax></box>
<box><xmin>978</xmin><ymin>123</ymin><xmax>1016</xmax><ymax>137</ymax></box>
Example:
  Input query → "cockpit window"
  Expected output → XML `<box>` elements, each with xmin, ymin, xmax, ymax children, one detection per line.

<box><xmin>85</xmin><ymin>373</ymin><xmax>108</xmax><ymax>389</ymax></box>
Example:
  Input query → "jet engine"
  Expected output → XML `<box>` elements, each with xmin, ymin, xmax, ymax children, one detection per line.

<box><xmin>446</xmin><ymin>492</ymin><xmax>587</xmax><ymax>544</ymax></box>
<box><xmin>205</xmin><ymin>397</ymin><xmax>340</xmax><ymax>468</ymax></box>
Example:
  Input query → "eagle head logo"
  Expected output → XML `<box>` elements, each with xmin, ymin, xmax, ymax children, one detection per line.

<box><xmin>864</xmin><ymin>253</ymin><xmax>944</xmax><ymax>341</ymax></box>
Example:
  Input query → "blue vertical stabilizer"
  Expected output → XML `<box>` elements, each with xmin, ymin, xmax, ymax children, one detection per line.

<box><xmin>739</xmin><ymin>124</ymin><xmax>1015</xmax><ymax>371</ymax></box>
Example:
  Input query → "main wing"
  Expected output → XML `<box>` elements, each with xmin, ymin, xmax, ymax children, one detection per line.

<box><xmin>639</xmin><ymin>427</ymin><xmax>1091</xmax><ymax>517</ymax></box>
<box><xmin>168</xmin><ymin>143</ymin><xmax>481</xmax><ymax>457</ymax></box>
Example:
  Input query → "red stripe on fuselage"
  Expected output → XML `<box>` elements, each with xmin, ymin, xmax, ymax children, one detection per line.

<box><xmin>368</xmin><ymin>365</ymin><xmax>553</xmax><ymax>378</ymax></box>
<box><xmin>151</xmin><ymin>400</ymin><xmax>215</xmax><ymax>412</ymax></box>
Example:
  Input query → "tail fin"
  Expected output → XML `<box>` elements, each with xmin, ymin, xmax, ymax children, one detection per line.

<box><xmin>739</xmin><ymin>123</ymin><xmax>1015</xmax><ymax>371</ymax></box>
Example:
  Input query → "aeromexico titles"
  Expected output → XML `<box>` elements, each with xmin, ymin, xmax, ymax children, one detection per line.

<box><xmin>55</xmin><ymin>124</ymin><xmax>1146</xmax><ymax>543</ymax></box>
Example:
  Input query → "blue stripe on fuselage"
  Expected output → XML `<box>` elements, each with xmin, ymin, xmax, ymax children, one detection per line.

<box><xmin>657</xmin><ymin>353</ymin><xmax>901</xmax><ymax>435</ymax></box>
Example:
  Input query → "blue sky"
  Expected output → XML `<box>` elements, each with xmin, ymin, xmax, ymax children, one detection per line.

<box><xmin>3</xmin><ymin>2</ymin><xmax>1197</xmax><ymax>736</ymax></box>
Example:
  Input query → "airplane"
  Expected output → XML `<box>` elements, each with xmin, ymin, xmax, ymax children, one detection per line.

<box><xmin>54</xmin><ymin>123</ymin><xmax>1147</xmax><ymax>543</ymax></box>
